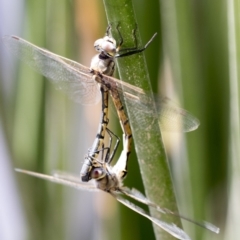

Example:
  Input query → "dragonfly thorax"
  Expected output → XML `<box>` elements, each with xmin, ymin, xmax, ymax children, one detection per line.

<box><xmin>93</xmin><ymin>166</ymin><xmax>122</xmax><ymax>192</ymax></box>
<box><xmin>90</xmin><ymin>167</ymin><xmax>105</xmax><ymax>180</ymax></box>
<box><xmin>90</xmin><ymin>54</ymin><xmax>115</xmax><ymax>76</ymax></box>
<box><xmin>81</xmin><ymin>156</ymin><xmax>121</xmax><ymax>192</ymax></box>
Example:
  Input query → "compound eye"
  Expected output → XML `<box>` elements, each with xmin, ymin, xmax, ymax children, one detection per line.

<box><xmin>90</xmin><ymin>168</ymin><xmax>104</xmax><ymax>179</ymax></box>
<box><xmin>94</xmin><ymin>39</ymin><xmax>103</xmax><ymax>51</ymax></box>
<box><xmin>101</xmin><ymin>41</ymin><xmax>116</xmax><ymax>55</ymax></box>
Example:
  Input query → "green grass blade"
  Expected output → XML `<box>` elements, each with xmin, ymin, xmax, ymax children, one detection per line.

<box><xmin>102</xmin><ymin>1</ymin><xmax>182</xmax><ymax>239</ymax></box>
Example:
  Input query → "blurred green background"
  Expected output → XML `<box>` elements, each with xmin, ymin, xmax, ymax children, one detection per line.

<box><xmin>0</xmin><ymin>0</ymin><xmax>238</xmax><ymax>239</ymax></box>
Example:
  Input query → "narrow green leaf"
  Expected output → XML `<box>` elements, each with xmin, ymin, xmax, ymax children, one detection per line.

<box><xmin>102</xmin><ymin>1</ymin><xmax>182</xmax><ymax>239</ymax></box>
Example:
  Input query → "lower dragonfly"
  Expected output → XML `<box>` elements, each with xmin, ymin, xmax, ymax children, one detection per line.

<box><xmin>15</xmin><ymin>127</ymin><xmax>219</xmax><ymax>240</ymax></box>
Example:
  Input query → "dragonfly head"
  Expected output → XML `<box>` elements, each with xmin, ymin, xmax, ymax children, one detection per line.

<box><xmin>94</xmin><ymin>36</ymin><xmax>117</xmax><ymax>58</ymax></box>
<box><xmin>80</xmin><ymin>158</ymin><xmax>106</xmax><ymax>182</ymax></box>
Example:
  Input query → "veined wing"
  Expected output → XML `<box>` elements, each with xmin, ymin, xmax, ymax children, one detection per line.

<box><xmin>2</xmin><ymin>35</ymin><xmax>100</xmax><ymax>105</ymax></box>
<box><xmin>15</xmin><ymin>168</ymin><xmax>98</xmax><ymax>191</ymax></box>
<box><xmin>114</xmin><ymin>195</ymin><xmax>191</xmax><ymax>240</ymax></box>
<box><xmin>156</xmin><ymin>97</ymin><xmax>200</xmax><ymax>132</ymax></box>
<box><xmin>15</xmin><ymin>168</ymin><xmax>190</xmax><ymax>239</ymax></box>
<box><xmin>2</xmin><ymin>35</ymin><xmax>143</xmax><ymax>105</ymax></box>
<box><xmin>120</xmin><ymin>187</ymin><xmax>220</xmax><ymax>234</ymax></box>
<box><xmin>3</xmin><ymin>36</ymin><xmax>199</xmax><ymax>132</ymax></box>
<box><xmin>115</xmin><ymin>93</ymin><xmax>200</xmax><ymax>133</ymax></box>
<box><xmin>15</xmin><ymin>169</ymin><xmax>219</xmax><ymax>237</ymax></box>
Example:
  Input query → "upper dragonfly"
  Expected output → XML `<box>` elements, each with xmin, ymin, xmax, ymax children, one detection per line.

<box><xmin>2</xmin><ymin>29</ymin><xmax>199</xmax><ymax>133</ymax></box>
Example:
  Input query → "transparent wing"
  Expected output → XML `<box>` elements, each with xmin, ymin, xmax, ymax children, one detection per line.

<box><xmin>15</xmin><ymin>168</ymin><xmax>190</xmax><ymax>239</ymax></box>
<box><xmin>120</xmin><ymin>93</ymin><xmax>200</xmax><ymax>133</ymax></box>
<box><xmin>52</xmin><ymin>170</ymin><xmax>84</xmax><ymax>184</ymax></box>
<box><xmin>156</xmin><ymin>97</ymin><xmax>200</xmax><ymax>132</ymax></box>
<box><xmin>2</xmin><ymin>35</ymin><xmax>101</xmax><ymax>105</ymax></box>
<box><xmin>120</xmin><ymin>187</ymin><xmax>220</xmax><ymax>234</ymax></box>
<box><xmin>113</xmin><ymin>194</ymin><xmax>191</xmax><ymax>240</ymax></box>
<box><xmin>15</xmin><ymin>169</ymin><xmax>219</xmax><ymax>237</ymax></box>
<box><xmin>15</xmin><ymin>169</ymin><xmax>98</xmax><ymax>191</ymax></box>
<box><xmin>3</xmin><ymin>35</ymin><xmax>200</xmax><ymax>131</ymax></box>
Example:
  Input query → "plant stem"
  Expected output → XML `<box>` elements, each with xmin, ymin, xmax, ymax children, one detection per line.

<box><xmin>102</xmin><ymin>0</ymin><xmax>182</xmax><ymax>239</ymax></box>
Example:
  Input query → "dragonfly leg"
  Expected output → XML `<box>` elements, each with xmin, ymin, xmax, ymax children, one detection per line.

<box><xmin>90</xmin><ymin>127</ymin><xmax>120</xmax><ymax>165</ymax></box>
<box><xmin>116</xmin><ymin>30</ymin><xmax>157</xmax><ymax>58</ymax></box>
<box><xmin>113</xmin><ymin>23</ymin><xmax>139</xmax><ymax>53</ymax></box>
<box><xmin>116</xmin><ymin>23</ymin><xmax>138</xmax><ymax>53</ymax></box>
<box><xmin>106</xmin><ymin>22</ymin><xmax>137</xmax><ymax>52</ymax></box>
<box><xmin>105</xmin><ymin>24</ymin><xmax>112</xmax><ymax>37</ymax></box>
<box><xmin>105</xmin><ymin>128</ymin><xmax>120</xmax><ymax>164</ymax></box>
<box><xmin>116</xmin><ymin>23</ymin><xmax>123</xmax><ymax>50</ymax></box>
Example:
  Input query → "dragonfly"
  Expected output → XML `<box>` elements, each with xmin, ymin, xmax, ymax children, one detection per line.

<box><xmin>13</xmin><ymin>86</ymin><xmax>219</xmax><ymax>239</ymax></box>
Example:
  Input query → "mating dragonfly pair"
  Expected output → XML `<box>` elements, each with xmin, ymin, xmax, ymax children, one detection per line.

<box><xmin>3</xmin><ymin>25</ymin><xmax>219</xmax><ymax>240</ymax></box>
